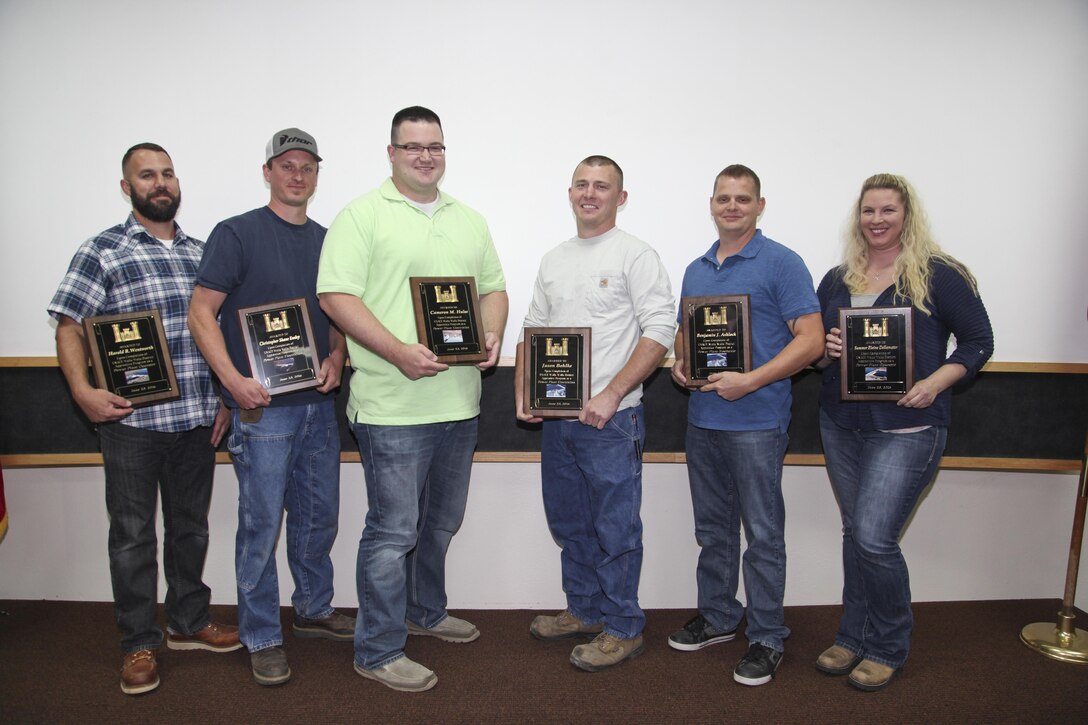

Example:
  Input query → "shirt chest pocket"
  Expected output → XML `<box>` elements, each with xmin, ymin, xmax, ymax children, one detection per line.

<box><xmin>117</xmin><ymin>257</ymin><xmax>170</xmax><ymax>281</ymax></box>
<box><xmin>104</xmin><ymin>255</ymin><xmax>176</xmax><ymax>307</ymax></box>
<box><xmin>583</xmin><ymin>270</ymin><xmax>627</xmax><ymax>315</ymax></box>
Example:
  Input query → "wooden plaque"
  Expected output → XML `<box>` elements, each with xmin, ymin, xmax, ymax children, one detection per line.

<box><xmin>839</xmin><ymin>306</ymin><xmax>915</xmax><ymax>401</ymax></box>
<box><xmin>237</xmin><ymin>298</ymin><xmax>322</xmax><ymax>395</ymax></box>
<box><xmin>409</xmin><ymin>276</ymin><xmax>488</xmax><ymax>364</ymax></box>
<box><xmin>681</xmin><ymin>294</ymin><xmax>752</xmax><ymax>386</ymax></box>
<box><xmin>82</xmin><ymin>308</ymin><xmax>180</xmax><ymax>407</ymax></box>
<box><xmin>523</xmin><ymin>327</ymin><xmax>591</xmax><ymax>419</ymax></box>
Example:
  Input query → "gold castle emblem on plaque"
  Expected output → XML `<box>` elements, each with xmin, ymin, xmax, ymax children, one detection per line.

<box><xmin>862</xmin><ymin>318</ymin><xmax>889</xmax><ymax>337</ymax></box>
<box><xmin>111</xmin><ymin>322</ymin><xmax>142</xmax><ymax>343</ymax></box>
<box><xmin>434</xmin><ymin>285</ymin><xmax>459</xmax><ymax>303</ymax></box>
<box><xmin>703</xmin><ymin>306</ymin><xmax>729</xmax><ymax>325</ymax></box>
<box><xmin>263</xmin><ymin>311</ymin><xmax>291</xmax><ymax>332</ymax></box>
<box><xmin>545</xmin><ymin>337</ymin><xmax>569</xmax><ymax>356</ymax></box>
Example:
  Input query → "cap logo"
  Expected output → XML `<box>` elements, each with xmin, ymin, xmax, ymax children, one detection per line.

<box><xmin>279</xmin><ymin>135</ymin><xmax>313</xmax><ymax>148</ymax></box>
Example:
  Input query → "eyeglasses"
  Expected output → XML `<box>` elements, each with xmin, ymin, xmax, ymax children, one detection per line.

<box><xmin>392</xmin><ymin>143</ymin><xmax>446</xmax><ymax>157</ymax></box>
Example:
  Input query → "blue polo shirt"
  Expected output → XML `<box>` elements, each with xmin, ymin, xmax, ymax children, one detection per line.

<box><xmin>678</xmin><ymin>230</ymin><xmax>820</xmax><ymax>432</ymax></box>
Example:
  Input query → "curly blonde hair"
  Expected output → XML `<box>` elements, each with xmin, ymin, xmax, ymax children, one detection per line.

<box><xmin>842</xmin><ymin>173</ymin><xmax>978</xmax><ymax>314</ymax></box>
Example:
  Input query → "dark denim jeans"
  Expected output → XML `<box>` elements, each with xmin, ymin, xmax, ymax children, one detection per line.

<box><xmin>99</xmin><ymin>422</ymin><xmax>215</xmax><ymax>654</ymax></box>
<box><xmin>685</xmin><ymin>424</ymin><xmax>790</xmax><ymax>652</ymax></box>
<box><xmin>350</xmin><ymin>418</ymin><xmax>477</xmax><ymax>669</ymax></box>
<box><xmin>228</xmin><ymin>401</ymin><xmax>341</xmax><ymax>652</ymax></box>
<box><xmin>541</xmin><ymin>406</ymin><xmax>646</xmax><ymax>639</ymax></box>
<box><xmin>819</xmin><ymin>410</ymin><xmax>947</xmax><ymax>668</ymax></box>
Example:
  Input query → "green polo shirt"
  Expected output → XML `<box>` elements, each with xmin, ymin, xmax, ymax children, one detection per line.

<box><xmin>317</xmin><ymin>178</ymin><xmax>505</xmax><ymax>425</ymax></box>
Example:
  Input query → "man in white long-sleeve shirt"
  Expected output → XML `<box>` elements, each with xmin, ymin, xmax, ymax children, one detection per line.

<box><xmin>515</xmin><ymin>155</ymin><xmax>676</xmax><ymax>672</ymax></box>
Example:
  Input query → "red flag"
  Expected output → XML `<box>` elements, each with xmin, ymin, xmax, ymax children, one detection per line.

<box><xmin>0</xmin><ymin>465</ymin><xmax>7</xmax><ymax>542</ymax></box>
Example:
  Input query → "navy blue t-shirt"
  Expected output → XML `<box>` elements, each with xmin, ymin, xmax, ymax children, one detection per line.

<box><xmin>196</xmin><ymin>206</ymin><xmax>332</xmax><ymax>408</ymax></box>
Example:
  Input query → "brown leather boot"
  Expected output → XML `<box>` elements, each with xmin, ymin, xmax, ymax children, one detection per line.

<box><xmin>120</xmin><ymin>649</ymin><xmax>159</xmax><ymax>695</ymax></box>
<box><xmin>166</xmin><ymin>621</ymin><xmax>242</xmax><ymax>652</ymax></box>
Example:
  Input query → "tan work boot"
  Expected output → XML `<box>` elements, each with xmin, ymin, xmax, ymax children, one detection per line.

<box><xmin>530</xmin><ymin>610</ymin><xmax>604</xmax><ymax>641</ymax></box>
<box><xmin>570</xmin><ymin>632</ymin><xmax>644</xmax><ymax>672</ymax></box>
<box><xmin>815</xmin><ymin>644</ymin><xmax>862</xmax><ymax>676</ymax></box>
<box><xmin>848</xmin><ymin>658</ymin><xmax>897</xmax><ymax>691</ymax></box>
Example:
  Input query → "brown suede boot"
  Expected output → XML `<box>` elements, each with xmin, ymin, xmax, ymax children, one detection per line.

<box><xmin>848</xmin><ymin>658</ymin><xmax>897</xmax><ymax>691</ymax></box>
<box><xmin>816</xmin><ymin>644</ymin><xmax>862</xmax><ymax>676</ymax></box>
<box><xmin>530</xmin><ymin>610</ymin><xmax>603</xmax><ymax>641</ymax></box>
<box><xmin>570</xmin><ymin>633</ymin><xmax>644</xmax><ymax>672</ymax></box>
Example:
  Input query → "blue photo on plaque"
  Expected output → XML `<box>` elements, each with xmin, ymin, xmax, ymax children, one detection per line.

<box><xmin>864</xmin><ymin>367</ymin><xmax>889</xmax><ymax>381</ymax></box>
<box><xmin>125</xmin><ymin>368</ymin><xmax>151</xmax><ymax>384</ymax></box>
<box><xmin>707</xmin><ymin>353</ymin><xmax>728</xmax><ymax>367</ymax></box>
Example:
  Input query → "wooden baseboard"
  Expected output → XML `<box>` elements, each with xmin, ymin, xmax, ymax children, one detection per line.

<box><xmin>1</xmin><ymin>452</ymin><xmax>1078</xmax><ymax>473</ymax></box>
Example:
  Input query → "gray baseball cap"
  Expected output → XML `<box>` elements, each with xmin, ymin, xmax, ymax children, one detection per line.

<box><xmin>265</xmin><ymin>128</ymin><xmax>322</xmax><ymax>162</ymax></box>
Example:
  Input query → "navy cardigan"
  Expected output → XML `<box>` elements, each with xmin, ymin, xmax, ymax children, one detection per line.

<box><xmin>817</xmin><ymin>261</ymin><xmax>994</xmax><ymax>430</ymax></box>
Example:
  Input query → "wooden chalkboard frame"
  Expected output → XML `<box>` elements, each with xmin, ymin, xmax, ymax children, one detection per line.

<box><xmin>1</xmin><ymin>358</ymin><xmax>1084</xmax><ymax>472</ymax></box>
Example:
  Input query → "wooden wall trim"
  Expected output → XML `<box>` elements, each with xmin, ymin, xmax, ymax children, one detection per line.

<box><xmin>2</xmin><ymin>452</ymin><xmax>1079</xmax><ymax>473</ymax></box>
<box><xmin>1</xmin><ymin>357</ymin><xmax>61</xmax><ymax>367</ymax></box>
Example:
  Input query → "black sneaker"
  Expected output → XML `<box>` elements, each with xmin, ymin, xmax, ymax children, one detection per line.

<box><xmin>733</xmin><ymin>643</ymin><xmax>782</xmax><ymax>686</ymax></box>
<box><xmin>668</xmin><ymin>614</ymin><xmax>737</xmax><ymax>652</ymax></box>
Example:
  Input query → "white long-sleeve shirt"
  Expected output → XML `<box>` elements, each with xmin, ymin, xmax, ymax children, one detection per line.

<box><xmin>522</xmin><ymin>227</ymin><xmax>676</xmax><ymax>411</ymax></box>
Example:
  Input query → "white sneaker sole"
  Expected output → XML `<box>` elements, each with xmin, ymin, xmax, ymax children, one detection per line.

<box><xmin>667</xmin><ymin>632</ymin><xmax>736</xmax><ymax>652</ymax></box>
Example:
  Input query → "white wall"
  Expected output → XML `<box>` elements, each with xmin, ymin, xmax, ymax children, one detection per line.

<box><xmin>1</xmin><ymin>0</ymin><xmax>1086</xmax><ymax>362</ymax></box>
<box><xmin>1</xmin><ymin>2</ymin><xmax>1086</xmax><ymax>614</ymax></box>
<box><xmin>2</xmin><ymin>463</ymin><xmax>1085</xmax><ymax>613</ymax></box>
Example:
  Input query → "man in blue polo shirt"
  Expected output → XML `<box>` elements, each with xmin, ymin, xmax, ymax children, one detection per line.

<box><xmin>668</xmin><ymin>165</ymin><xmax>823</xmax><ymax>686</ymax></box>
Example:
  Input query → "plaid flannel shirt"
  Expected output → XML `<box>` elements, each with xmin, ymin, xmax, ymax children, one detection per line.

<box><xmin>48</xmin><ymin>214</ymin><xmax>218</xmax><ymax>432</ymax></box>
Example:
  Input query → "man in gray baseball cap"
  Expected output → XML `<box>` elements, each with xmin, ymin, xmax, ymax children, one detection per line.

<box><xmin>189</xmin><ymin>127</ymin><xmax>351</xmax><ymax>687</ymax></box>
<box><xmin>266</xmin><ymin>128</ymin><xmax>323</xmax><ymax>163</ymax></box>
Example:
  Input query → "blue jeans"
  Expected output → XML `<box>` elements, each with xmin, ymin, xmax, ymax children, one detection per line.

<box><xmin>541</xmin><ymin>406</ymin><xmax>646</xmax><ymax>639</ymax></box>
<box><xmin>99</xmin><ymin>422</ymin><xmax>215</xmax><ymax>654</ymax></box>
<box><xmin>819</xmin><ymin>410</ymin><xmax>946</xmax><ymax>668</ymax></box>
<box><xmin>228</xmin><ymin>401</ymin><xmax>341</xmax><ymax>652</ymax></box>
<box><xmin>350</xmin><ymin>418</ymin><xmax>477</xmax><ymax>669</ymax></box>
<box><xmin>685</xmin><ymin>424</ymin><xmax>790</xmax><ymax>652</ymax></box>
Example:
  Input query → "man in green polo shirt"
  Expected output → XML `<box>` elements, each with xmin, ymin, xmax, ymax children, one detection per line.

<box><xmin>318</xmin><ymin>106</ymin><xmax>507</xmax><ymax>693</ymax></box>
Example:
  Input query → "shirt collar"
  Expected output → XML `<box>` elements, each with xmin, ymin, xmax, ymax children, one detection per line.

<box><xmin>573</xmin><ymin>227</ymin><xmax>621</xmax><ymax>245</ymax></box>
<box><xmin>701</xmin><ymin>228</ymin><xmax>766</xmax><ymax>266</ymax></box>
<box><xmin>379</xmin><ymin>177</ymin><xmax>453</xmax><ymax>211</ymax></box>
<box><xmin>124</xmin><ymin>212</ymin><xmax>189</xmax><ymax>245</ymax></box>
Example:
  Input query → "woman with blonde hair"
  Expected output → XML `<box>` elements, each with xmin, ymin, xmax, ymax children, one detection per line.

<box><xmin>815</xmin><ymin>173</ymin><xmax>994</xmax><ymax>691</ymax></box>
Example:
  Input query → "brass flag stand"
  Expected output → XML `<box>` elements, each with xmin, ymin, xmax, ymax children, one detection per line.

<box><xmin>1020</xmin><ymin>432</ymin><xmax>1088</xmax><ymax>663</ymax></box>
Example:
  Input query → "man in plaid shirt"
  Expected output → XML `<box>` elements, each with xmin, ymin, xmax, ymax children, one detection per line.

<box><xmin>48</xmin><ymin>142</ymin><xmax>239</xmax><ymax>696</ymax></box>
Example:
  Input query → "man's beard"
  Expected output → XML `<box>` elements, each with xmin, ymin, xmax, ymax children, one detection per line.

<box><xmin>132</xmin><ymin>187</ymin><xmax>181</xmax><ymax>223</ymax></box>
